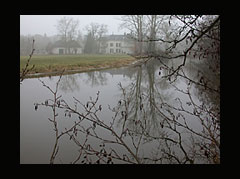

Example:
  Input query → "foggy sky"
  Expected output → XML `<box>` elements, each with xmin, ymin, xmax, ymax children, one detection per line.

<box><xmin>20</xmin><ymin>15</ymin><xmax>127</xmax><ymax>36</ymax></box>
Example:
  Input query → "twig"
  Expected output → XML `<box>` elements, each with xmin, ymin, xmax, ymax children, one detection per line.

<box><xmin>20</xmin><ymin>39</ymin><xmax>35</xmax><ymax>82</ymax></box>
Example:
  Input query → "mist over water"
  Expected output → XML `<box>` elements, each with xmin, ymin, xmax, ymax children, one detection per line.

<box><xmin>20</xmin><ymin>57</ymin><xmax>219</xmax><ymax>164</ymax></box>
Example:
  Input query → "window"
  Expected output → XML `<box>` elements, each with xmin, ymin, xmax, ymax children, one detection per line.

<box><xmin>116</xmin><ymin>43</ymin><xmax>121</xmax><ymax>47</ymax></box>
<box><xmin>110</xmin><ymin>43</ymin><xmax>113</xmax><ymax>47</ymax></box>
<box><xmin>110</xmin><ymin>48</ymin><xmax>114</xmax><ymax>53</ymax></box>
<box><xmin>115</xmin><ymin>49</ymin><xmax>121</xmax><ymax>53</ymax></box>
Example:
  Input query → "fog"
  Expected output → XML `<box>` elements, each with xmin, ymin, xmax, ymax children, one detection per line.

<box><xmin>20</xmin><ymin>15</ymin><xmax>220</xmax><ymax>164</ymax></box>
<box><xmin>20</xmin><ymin>15</ymin><xmax>126</xmax><ymax>36</ymax></box>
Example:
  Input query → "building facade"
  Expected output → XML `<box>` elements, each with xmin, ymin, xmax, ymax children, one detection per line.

<box><xmin>99</xmin><ymin>34</ymin><xmax>135</xmax><ymax>55</ymax></box>
<box><xmin>51</xmin><ymin>40</ymin><xmax>82</xmax><ymax>55</ymax></box>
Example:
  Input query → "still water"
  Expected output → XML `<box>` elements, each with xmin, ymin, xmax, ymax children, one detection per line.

<box><xmin>20</xmin><ymin>58</ymin><xmax>220</xmax><ymax>164</ymax></box>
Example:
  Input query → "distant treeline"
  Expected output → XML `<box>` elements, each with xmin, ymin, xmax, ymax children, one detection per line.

<box><xmin>20</xmin><ymin>34</ymin><xmax>84</xmax><ymax>55</ymax></box>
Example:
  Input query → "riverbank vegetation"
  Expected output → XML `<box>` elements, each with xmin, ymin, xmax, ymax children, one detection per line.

<box><xmin>20</xmin><ymin>54</ymin><xmax>136</xmax><ymax>75</ymax></box>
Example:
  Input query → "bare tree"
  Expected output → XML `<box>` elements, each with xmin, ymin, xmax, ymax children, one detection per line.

<box><xmin>35</xmin><ymin>63</ymin><xmax>219</xmax><ymax>164</ymax></box>
<box><xmin>36</xmin><ymin>77</ymin><xmax>141</xmax><ymax>164</ymax></box>
<box><xmin>84</xmin><ymin>23</ymin><xmax>108</xmax><ymax>53</ymax></box>
<box><xmin>56</xmin><ymin>16</ymin><xmax>80</xmax><ymax>54</ymax></box>
<box><xmin>163</xmin><ymin>15</ymin><xmax>219</xmax><ymax>78</ymax></box>
<box><xmin>128</xmin><ymin>15</ymin><xmax>220</xmax><ymax>79</ymax></box>
<box><xmin>33</xmin><ymin>15</ymin><xmax>220</xmax><ymax>164</ymax></box>
<box><xmin>96</xmin><ymin>24</ymin><xmax>108</xmax><ymax>53</ymax></box>
<box><xmin>145</xmin><ymin>15</ymin><xmax>168</xmax><ymax>54</ymax></box>
<box><xmin>120</xmin><ymin>15</ymin><xmax>146</xmax><ymax>55</ymax></box>
<box><xmin>85</xmin><ymin>23</ymin><xmax>99</xmax><ymax>39</ymax></box>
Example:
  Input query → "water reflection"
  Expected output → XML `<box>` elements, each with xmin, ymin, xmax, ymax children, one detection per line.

<box><xmin>113</xmin><ymin>57</ymin><xmax>220</xmax><ymax>163</ymax></box>
<box><xmin>186</xmin><ymin>58</ymin><xmax>220</xmax><ymax>117</ymax></box>
<box><xmin>20</xmin><ymin>56</ymin><xmax>220</xmax><ymax>164</ymax></box>
<box><xmin>59</xmin><ymin>74</ymin><xmax>80</xmax><ymax>93</ymax></box>
<box><xmin>116</xmin><ymin>59</ymin><xmax>174</xmax><ymax>137</ymax></box>
<box><xmin>84</xmin><ymin>71</ymin><xmax>108</xmax><ymax>87</ymax></box>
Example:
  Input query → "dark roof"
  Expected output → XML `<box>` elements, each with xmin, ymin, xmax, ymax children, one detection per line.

<box><xmin>106</xmin><ymin>35</ymin><xmax>125</xmax><ymax>41</ymax></box>
<box><xmin>52</xmin><ymin>40</ymin><xmax>82</xmax><ymax>48</ymax></box>
<box><xmin>100</xmin><ymin>34</ymin><xmax>133</xmax><ymax>41</ymax></box>
<box><xmin>68</xmin><ymin>40</ymin><xmax>82</xmax><ymax>48</ymax></box>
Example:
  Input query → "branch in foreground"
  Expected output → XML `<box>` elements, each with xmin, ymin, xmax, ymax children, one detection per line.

<box><xmin>20</xmin><ymin>39</ymin><xmax>35</xmax><ymax>83</ymax></box>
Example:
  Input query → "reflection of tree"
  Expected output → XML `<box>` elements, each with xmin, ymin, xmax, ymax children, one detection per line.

<box><xmin>186</xmin><ymin>57</ymin><xmax>220</xmax><ymax>114</ymax></box>
<box><xmin>115</xmin><ymin>15</ymin><xmax>220</xmax><ymax>163</ymax></box>
<box><xmin>59</xmin><ymin>70</ymin><xmax>108</xmax><ymax>93</ymax></box>
<box><xmin>36</xmin><ymin>54</ymin><xmax>219</xmax><ymax>163</ymax></box>
<box><xmin>146</xmin><ymin>60</ymin><xmax>156</xmax><ymax>122</ymax></box>
<box><xmin>155</xmin><ymin>54</ymin><xmax>220</xmax><ymax>163</ymax></box>
<box><xmin>116</xmin><ymin>59</ymin><xmax>174</xmax><ymax>138</ymax></box>
<box><xmin>113</xmin><ymin>55</ymin><xmax>220</xmax><ymax>164</ymax></box>
<box><xmin>84</xmin><ymin>71</ymin><xmax>108</xmax><ymax>87</ymax></box>
<box><xmin>59</xmin><ymin>74</ymin><xmax>80</xmax><ymax>93</ymax></box>
<box><xmin>184</xmin><ymin>56</ymin><xmax>220</xmax><ymax>164</ymax></box>
<box><xmin>33</xmin><ymin>15</ymin><xmax>220</xmax><ymax>164</ymax></box>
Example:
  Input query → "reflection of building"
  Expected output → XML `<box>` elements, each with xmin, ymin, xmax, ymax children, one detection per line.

<box><xmin>99</xmin><ymin>34</ymin><xmax>135</xmax><ymax>55</ymax></box>
<box><xmin>51</xmin><ymin>40</ymin><xmax>82</xmax><ymax>55</ymax></box>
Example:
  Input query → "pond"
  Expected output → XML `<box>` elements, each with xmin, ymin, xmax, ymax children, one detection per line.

<box><xmin>20</xmin><ymin>57</ymin><xmax>220</xmax><ymax>164</ymax></box>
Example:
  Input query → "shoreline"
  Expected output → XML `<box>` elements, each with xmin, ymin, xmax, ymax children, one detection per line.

<box><xmin>22</xmin><ymin>58</ymin><xmax>145</xmax><ymax>79</ymax></box>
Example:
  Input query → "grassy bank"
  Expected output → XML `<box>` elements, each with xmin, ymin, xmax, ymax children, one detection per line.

<box><xmin>20</xmin><ymin>54</ymin><xmax>136</xmax><ymax>76</ymax></box>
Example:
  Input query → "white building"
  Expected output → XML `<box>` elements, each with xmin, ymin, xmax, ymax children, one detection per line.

<box><xmin>51</xmin><ymin>40</ymin><xmax>82</xmax><ymax>55</ymax></box>
<box><xmin>99</xmin><ymin>34</ymin><xmax>135</xmax><ymax>55</ymax></box>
